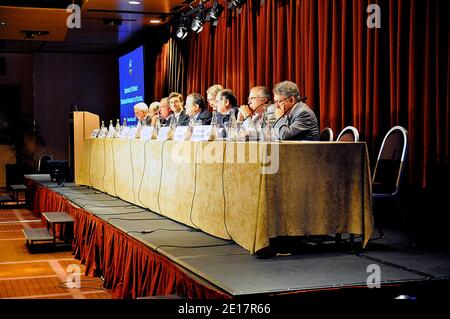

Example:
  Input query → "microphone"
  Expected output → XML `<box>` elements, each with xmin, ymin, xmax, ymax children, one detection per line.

<box><xmin>70</xmin><ymin>93</ymin><xmax>84</xmax><ymax>111</ymax></box>
<box><xmin>241</xmin><ymin>101</ymin><xmax>269</xmax><ymax>122</ymax></box>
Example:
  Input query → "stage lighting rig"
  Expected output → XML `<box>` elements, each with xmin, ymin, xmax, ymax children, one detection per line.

<box><xmin>207</xmin><ymin>0</ymin><xmax>224</xmax><ymax>21</ymax></box>
<box><xmin>191</xmin><ymin>5</ymin><xmax>206</xmax><ymax>33</ymax></box>
<box><xmin>229</xmin><ymin>0</ymin><xmax>247</xmax><ymax>9</ymax></box>
<box><xmin>176</xmin><ymin>15</ymin><xmax>189</xmax><ymax>39</ymax></box>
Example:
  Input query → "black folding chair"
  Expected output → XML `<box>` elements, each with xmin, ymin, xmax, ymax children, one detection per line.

<box><xmin>372</xmin><ymin>126</ymin><xmax>413</xmax><ymax>245</ymax></box>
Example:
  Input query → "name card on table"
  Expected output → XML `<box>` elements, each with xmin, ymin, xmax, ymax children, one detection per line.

<box><xmin>173</xmin><ymin>126</ymin><xmax>192</xmax><ymax>141</ymax></box>
<box><xmin>140</xmin><ymin>126</ymin><xmax>154</xmax><ymax>140</ymax></box>
<box><xmin>191</xmin><ymin>126</ymin><xmax>217</xmax><ymax>141</ymax></box>
<box><xmin>90</xmin><ymin>129</ymin><xmax>100</xmax><ymax>138</ymax></box>
<box><xmin>157</xmin><ymin>127</ymin><xmax>172</xmax><ymax>141</ymax></box>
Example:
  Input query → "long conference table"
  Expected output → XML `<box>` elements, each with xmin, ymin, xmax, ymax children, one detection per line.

<box><xmin>77</xmin><ymin>138</ymin><xmax>373</xmax><ymax>254</ymax></box>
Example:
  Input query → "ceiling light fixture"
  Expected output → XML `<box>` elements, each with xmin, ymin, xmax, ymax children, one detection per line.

<box><xmin>128</xmin><ymin>1</ymin><xmax>141</xmax><ymax>5</ymax></box>
<box><xmin>229</xmin><ymin>0</ymin><xmax>247</xmax><ymax>9</ymax></box>
<box><xmin>176</xmin><ymin>15</ymin><xmax>189</xmax><ymax>40</ymax></box>
<box><xmin>207</xmin><ymin>1</ymin><xmax>224</xmax><ymax>21</ymax></box>
<box><xmin>191</xmin><ymin>6</ymin><xmax>206</xmax><ymax>33</ymax></box>
<box><xmin>149</xmin><ymin>19</ymin><xmax>162</xmax><ymax>24</ymax></box>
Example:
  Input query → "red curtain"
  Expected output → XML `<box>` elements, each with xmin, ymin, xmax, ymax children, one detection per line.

<box><xmin>152</xmin><ymin>42</ymin><xmax>169</xmax><ymax>100</ymax></box>
<box><xmin>166</xmin><ymin>0</ymin><xmax>449</xmax><ymax>189</ymax></box>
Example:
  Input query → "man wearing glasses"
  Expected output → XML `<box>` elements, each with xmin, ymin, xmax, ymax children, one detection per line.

<box><xmin>272</xmin><ymin>81</ymin><xmax>319</xmax><ymax>141</ymax></box>
<box><xmin>238</xmin><ymin>86</ymin><xmax>272</xmax><ymax>126</ymax></box>
<box><xmin>185</xmin><ymin>93</ymin><xmax>212</xmax><ymax>125</ymax></box>
<box><xmin>159</xmin><ymin>97</ymin><xmax>172</xmax><ymax>126</ymax></box>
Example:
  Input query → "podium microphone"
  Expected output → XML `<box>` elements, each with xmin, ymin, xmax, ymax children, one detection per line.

<box><xmin>70</xmin><ymin>93</ymin><xmax>84</xmax><ymax>111</ymax></box>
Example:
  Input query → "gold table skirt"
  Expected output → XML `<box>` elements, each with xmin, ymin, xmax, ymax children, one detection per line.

<box><xmin>77</xmin><ymin>139</ymin><xmax>373</xmax><ymax>254</ymax></box>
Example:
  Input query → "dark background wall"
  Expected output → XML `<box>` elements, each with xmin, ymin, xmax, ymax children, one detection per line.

<box><xmin>0</xmin><ymin>52</ymin><xmax>118</xmax><ymax>166</ymax></box>
<box><xmin>33</xmin><ymin>52</ymin><xmax>118</xmax><ymax>161</ymax></box>
<box><xmin>0</xmin><ymin>53</ymin><xmax>33</xmax><ymax>117</ymax></box>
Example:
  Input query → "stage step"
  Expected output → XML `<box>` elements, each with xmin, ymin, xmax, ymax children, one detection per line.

<box><xmin>23</xmin><ymin>228</ymin><xmax>54</xmax><ymax>244</ymax></box>
<box><xmin>10</xmin><ymin>184</ymin><xmax>28</xmax><ymax>205</ymax></box>
<box><xmin>0</xmin><ymin>194</ymin><xmax>12</xmax><ymax>206</ymax></box>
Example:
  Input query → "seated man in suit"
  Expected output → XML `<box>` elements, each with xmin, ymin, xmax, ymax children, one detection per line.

<box><xmin>206</xmin><ymin>84</ymin><xmax>223</xmax><ymax>112</ymax></box>
<box><xmin>158</xmin><ymin>97</ymin><xmax>172</xmax><ymax>126</ymax></box>
<box><xmin>148</xmin><ymin>101</ymin><xmax>160</xmax><ymax>126</ymax></box>
<box><xmin>238</xmin><ymin>86</ymin><xmax>272</xmax><ymax>127</ymax></box>
<box><xmin>273</xmin><ymin>81</ymin><xmax>319</xmax><ymax>141</ymax></box>
<box><xmin>185</xmin><ymin>93</ymin><xmax>212</xmax><ymax>125</ymax></box>
<box><xmin>215</xmin><ymin>89</ymin><xmax>239</xmax><ymax>128</ymax></box>
<box><xmin>167</xmin><ymin>92</ymin><xmax>190</xmax><ymax>127</ymax></box>
<box><xmin>215</xmin><ymin>89</ymin><xmax>239</xmax><ymax>138</ymax></box>
<box><xmin>134</xmin><ymin>102</ymin><xmax>152</xmax><ymax>126</ymax></box>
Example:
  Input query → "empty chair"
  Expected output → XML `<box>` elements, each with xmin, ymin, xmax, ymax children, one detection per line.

<box><xmin>37</xmin><ymin>154</ymin><xmax>53</xmax><ymax>174</ymax></box>
<box><xmin>372</xmin><ymin>126</ymin><xmax>413</xmax><ymax>244</ymax></box>
<box><xmin>336</xmin><ymin>126</ymin><xmax>359</xmax><ymax>142</ymax></box>
<box><xmin>319</xmin><ymin>127</ymin><xmax>334</xmax><ymax>141</ymax></box>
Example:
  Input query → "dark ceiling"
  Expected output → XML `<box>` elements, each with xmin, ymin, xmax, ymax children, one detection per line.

<box><xmin>0</xmin><ymin>0</ymin><xmax>198</xmax><ymax>53</ymax></box>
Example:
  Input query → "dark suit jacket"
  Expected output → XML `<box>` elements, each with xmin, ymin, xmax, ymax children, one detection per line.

<box><xmin>160</xmin><ymin>117</ymin><xmax>170</xmax><ymax>126</ymax></box>
<box><xmin>139</xmin><ymin>115</ymin><xmax>152</xmax><ymax>126</ymax></box>
<box><xmin>167</xmin><ymin>110</ymin><xmax>190</xmax><ymax>126</ymax></box>
<box><xmin>217</xmin><ymin>108</ymin><xmax>238</xmax><ymax>128</ymax></box>
<box><xmin>194</xmin><ymin>109</ymin><xmax>212</xmax><ymax>125</ymax></box>
<box><xmin>216</xmin><ymin>109</ymin><xmax>238</xmax><ymax>138</ymax></box>
<box><xmin>274</xmin><ymin>102</ymin><xmax>320</xmax><ymax>141</ymax></box>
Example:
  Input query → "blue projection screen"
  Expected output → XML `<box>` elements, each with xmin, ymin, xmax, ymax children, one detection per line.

<box><xmin>119</xmin><ymin>45</ymin><xmax>145</xmax><ymax>126</ymax></box>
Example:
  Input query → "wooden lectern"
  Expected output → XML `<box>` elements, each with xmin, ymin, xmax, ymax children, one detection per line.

<box><xmin>69</xmin><ymin>111</ymin><xmax>99</xmax><ymax>184</ymax></box>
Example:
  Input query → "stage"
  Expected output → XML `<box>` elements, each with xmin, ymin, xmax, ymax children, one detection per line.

<box><xmin>25</xmin><ymin>174</ymin><xmax>450</xmax><ymax>300</ymax></box>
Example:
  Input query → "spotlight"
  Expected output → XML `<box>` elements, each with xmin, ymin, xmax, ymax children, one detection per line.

<box><xmin>229</xmin><ymin>0</ymin><xmax>246</xmax><ymax>9</ymax></box>
<box><xmin>207</xmin><ymin>0</ymin><xmax>224</xmax><ymax>21</ymax></box>
<box><xmin>176</xmin><ymin>15</ymin><xmax>189</xmax><ymax>40</ymax></box>
<box><xmin>191</xmin><ymin>7</ymin><xmax>206</xmax><ymax>33</ymax></box>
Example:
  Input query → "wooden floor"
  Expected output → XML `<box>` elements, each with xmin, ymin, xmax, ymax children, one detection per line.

<box><xmin>0</xmin><ymin>191</ymin><xmax>111</xmax><ymax>299</ymax></box>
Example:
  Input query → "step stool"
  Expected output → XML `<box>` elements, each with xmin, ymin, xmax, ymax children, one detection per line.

<box><xmin>10</xmin><ymin>184</ymin><xmax>28</xmax><ymax>206</ymax></box>
<box><xmin>0</xmin><ymin>194</ymin><xmax>13</xmax><ymax>207</ymax></box>
<box><xmin>23</xmin><ymin>228</ymin><xmax>54</xmax><ymax>248</ymax></box>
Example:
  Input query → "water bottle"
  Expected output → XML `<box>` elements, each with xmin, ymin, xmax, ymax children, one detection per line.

<box><xmin>108</xmin><ymin>120</ymin><xmax>115</xmax><ymax>137</ymax></box>
<box><xmin>154</xmin><ymin>115</ymin><xmax>161</xmax><ymax>131</ymax></box>
<box><xmin>99</xmin><ymin>120</ymin><xmax>108</xmax><ymax>138</ymax></box>
<box><xmin>211</xmin><ymin>111</ymin><xmax>218</xmax><ymax>127</ymax></box>
<box><xmin>169</xmin><ymin>116</ymin><xmax>178</xmax><ymax>130</ymax></box>
<box><xmin>114</xmin><ymin>119</ymin><xmax>121</xmax><ymax>137</ymax></box>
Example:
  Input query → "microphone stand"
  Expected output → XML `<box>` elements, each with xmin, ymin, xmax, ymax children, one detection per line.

<box><xmin>70</xmin><ymin>93</ymin><xmax>84</xmax><ymax>112</ymax></box>
<box><xmin>238</xmin><ymin>102</ymin><xmax>269</xmax><ymax>140</ymax></box>
<box><xmin>241</xmin><ymin>101</ymin><xmax>269</xmax><ymax>122</ymax></box>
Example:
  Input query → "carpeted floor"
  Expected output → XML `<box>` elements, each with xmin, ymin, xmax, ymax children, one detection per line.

<box><xmin>0</xmin><ymin>190</ymin><xmax>111</xmax><ymax>299</ymax></box>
